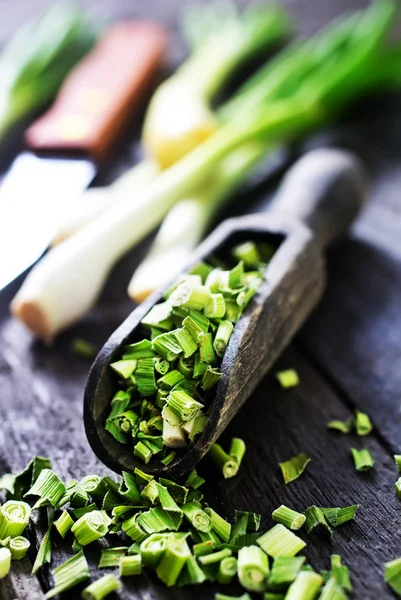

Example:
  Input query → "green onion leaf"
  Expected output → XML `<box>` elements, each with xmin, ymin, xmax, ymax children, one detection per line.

<box><xmin>394</xmin><ymin>455</ymin><xmax>401</xmax><ymax>473</ymax></box>
<box><xmin>276</xmin><ymin>369</ymin><xmax>299</xmax><ymax>389</ymax></box>
<box><xmin>257</xmin><ymin>524</ymin><xmax>306</xmax><ymax>557</ymax></box>
<box><xmin>110</xmin><ymin>359</ymin><xmax>137</xmax><ymax>379</ymax></box>
<box><xmin>272</xmin><ymin>505</ymin><xmax>306</xmax><ymax>530</ymax></box>
<box><xmin>350</xmin><ymin>448</ymin><xmax>375</xmax><ymax>471</ymax></box>
<box><xmin>327</xmin><ymin>417</ymin><xmax>355</xmax><ymax>434</ymax></box>
<box><xmin>138</xmin><ymin>507</ymin><xmax>183</xmax><ymax>534</ymax></box>
<box><xmin>25</xmin><ymin>469</ymin><xmax>66</xmax><ymax>508</ymax></box>
<box><xmin>181</xmin><ymin>501</ymin><xmax>211</xmax><ymax>532</ymax></box>
<box><xmin>320</xmin><ymin>505</ymin><xmax>358</xmax><ymax>527</ymax></box>
<box><xmin>330</xmin><ymin>555</ymin><xmax>352</xmax><ymax>592</ymax></box>
<box><xmin>204</xmin><ymin>507</ymin><xmax>231</xmax><ymax>542</ymax></box>
<box><xmin>46</xmin><ymin>551</ymin><xmax>90</xmax><ymax>598</ymax></box>
<box><xmin>384</xmin><ymin>557</ymin><xmax>401</xmax><ymax>596</ymax></box>
<box><xmin>155</xmin><ymin>483</ymin><xmax>182</xmax><ymax>514</ymax></box>
<box><xmin>199</xmin><ymin>548</ymin><xmax>232</xmax><ymax>566</ymax></box>
<box><xmin>72</xmin><ymin>338</ymin><xmax>97</xmax><ymax>359</ymax></box>
<box><xmin>319</xmin><ymin>577</ymin><xmax>347</xmax><ymax>599</ymax></box>
<box><xmin>208</xmin><ymin>443</ymin><xmax>240</xmax><ymax>479</ymax></box>
<box><xmin>233</xmin><ymin>242</ymin><xmax>261</xmax><ymax>268</ymax></box>
<box><xmin>395</xmin><ymin>477</ymin><xmax>401</xmax><ymax>499</ymax></box>
<box><xmin>121</xmin><ymin>513</ymin><xmax>148</xmax><ymax>542</ymax></box>
<box><xmin>303</xmin><ymin>506</ymin><xmax>332</xmax><ymax>537</ymax></box>
<box><xmin>279</xmin><ymin>453</ymin><xmax>311</xmax><ymax>484</ymax></box>
<box><xmin>355</xmin><ymin>410</ymin><xmax>373</xmax><ymax>436</ymax></box>
<box><xmin>32</xmin><ymin>510</ymin><xmax>53</xmax><ymax>574</ymax></box>
<box><xmin>178</xmin><ymin>554</ymin><xmax>207</xmax><ymax>586</ymax></box>
<box><xmin>199</xmin><ymin>332</ymin><xmax>217</xmax><ymax>364</ymax></box>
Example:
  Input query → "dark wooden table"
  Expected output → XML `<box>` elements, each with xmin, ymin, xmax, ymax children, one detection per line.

<box><xmin>1</xmin><ymin>0</ymin><xmax>401</xmax><ymax>599</ymax></box>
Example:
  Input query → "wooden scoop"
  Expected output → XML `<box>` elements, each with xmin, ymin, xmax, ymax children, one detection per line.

<box><xmin>84</xmin><ymin>148</ymin><xmax>367</xmax><ymax>478</ymax></box>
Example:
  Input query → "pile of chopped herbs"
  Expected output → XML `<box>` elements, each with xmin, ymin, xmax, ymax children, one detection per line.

<box><xmin>0</xmin><ymin>456</ymin><xmax>361</xmax><ymax>599</ymax></box>
<box><xmin>106</xmin><ymin>241</ymin><xmax>273</xmax><ymax>464</ymax></box>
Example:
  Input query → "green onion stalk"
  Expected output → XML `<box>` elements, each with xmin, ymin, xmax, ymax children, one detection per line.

<box><xmin>12</xmin><ymin>0</ymin><xmax>401</xmax><ymax>340</ymax></box>
<box><xmin>0</xmin><ymin>2</ymin><xmax>95</xmax><ymax>142</ymax></box>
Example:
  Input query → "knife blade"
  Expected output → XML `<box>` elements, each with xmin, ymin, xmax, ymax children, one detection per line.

<box><xmin>0</xmin><ymin>21</ymin><xmax>167</xmax><ymax>291</ymax></box>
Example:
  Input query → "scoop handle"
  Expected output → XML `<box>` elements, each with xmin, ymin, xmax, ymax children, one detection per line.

<box><xmin>25</xmin><ymin>22</ymin><xmax>168</xmax><ymax>162</ymax></box>
<box><xmin>268</xmin><ymin>148</ymin><xmax>367</xmax><ymax>249</ymax></box>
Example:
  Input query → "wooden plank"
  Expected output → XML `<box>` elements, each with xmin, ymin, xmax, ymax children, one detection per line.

<box><xmin>1</xmin><ymin>310</ymin><xmax>399</xmax><ymax>598</ymax></box>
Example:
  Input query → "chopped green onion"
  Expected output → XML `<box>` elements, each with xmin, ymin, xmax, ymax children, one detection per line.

<box><xmin>257</xmin><ymin>524</ymin><xmax>306</xmax><ymax>557</ymax></box>
<box><xmin>320</xmin><ymin>505</ymin><xmax>358</xmax><ymax>527</ymax></box>
<box><xmin>2</xmin><ymin>456</ymin><xmax>51</xmax><ymax>500</ymax></box>
<box><xmin>228</xmin><ymin>261</ymin><xmax>244</xmax><ymax>289</ymax></box>
<box><xmin>0</xmin><ymin>501</ymin><xmax>31</xmax><ymax>538</ymax></box>
<box><xmin>98</xmin><ymin>547</ymin><xmax>128</xmax><ymax>568</ymax></box>
<box><xmin>205</xmin><ymin>507</ymin><xmax>231</xmax><ymax>542</ymax></box>
<box><xmin>174</xmin><ymin>328</ymin><xmax>199</xmax><ymax>358</ymax></box>
<box><xmin>303</xmin><ymin>506</ymin><xmax>332</xmax><ymax>537</ymax></box>
<box><xmin>272</xmin><ymin>505</ymin><xmax>306</xmax><ymax>530</ymax></box>
<box><xmin>166</xmin><ymin>390</ymin><xmax>203</xmax><ymax>422</ymax></box>
<box><xmin>69</xmin><ymin>484</ymin><xmax>90</xmax><ymax>508</ymax></box>
<box><xmin>235</xmin><ymin>511</ymin><xmax>261</xmax><ymax>532</ymax></box>
<box><xmin>122</xmin><ymin>513</ymin><xmax>148</xmax><ymax>542</ymax></box>
<box><xmin>110</xmin><ymin>359</ymin><xmax>137</xmax><ymax>379</ymax></box>
<box><xmin>71</xmin><ymin>511</ymin><xmax>109</xmax><ymax>546</ymax></box>
<box><xmin>25</xmin><ymin>469</ymin><xmax>66</xmax><ymax>508</ymax></box>
<box><xmin>134</xmin><ymin>441</ymin><xmax>153</xmax><ymax>463</ymax></box>
<box><xmin>119</xmin><ymin>471</ymin><xmax>142</xmax><ymax>505</ymax></box>
<box><xmin>384</xmin><ymin>557</ymin><xmax>401</xmax><ymax>596</ymax></box>
<box><xmin>46</xmin><ymin>551</ymin><xmax>90</xmax><ymax>598</ymax></box>
<box><xmin>355</xmin><ymin>410</ymin><xmax>373</xmax><ymax>436</ymax></box>
<box><xmin>155</xmin><ymin>483</ymin><xmax>182</xmax><ymax>513</ymax></box>
<box><xmin>394</xmin><ymin>455</ymin><xmax>401</xmax><ymax>473</ymax></box>
<box><xmin>216</xmin><ymin>556</ymin><xmax>237</xmax><ymax>584</ymax></box>
<box><xmin>140</xmin><ymin>533</ymin><xmax>170</xmax><ymax>569</ymax></box>
<box><xmin>170</xmin><ymin>283</ymin><xmax>211</xmax><ymax>310</ymax></box>
<box><xmin>81</xmin><ymin>574</ymin><xmax>120</xmax><ymax>600</ymax></box>
<box><xmin>53</xmin><ymin>510</ymin><xmax>74</xmax><ymax>538</ymax></box>
<box><xmin>159</xmin><ymin>478</ymin><xmax>188</xmax><ymax>504</ymax></box>
<box><xmin>158</xmin><ymin>369</ymin><xmax>185</xmax><ymax>390</ymax></box>
<box><xmin>178</xmin><ymin>554</ymin><xmax>207</xmax><ymax>586</ymax></box>
<box><xmin>208</xmin><ymin>443</ymin><xmax>240</xmax><ymax>479</ymax></box>
<box><xmin>319</xmin><ymin>577</ymin><xmax>347</xmax><ymax>600</ymax></box>
<box><xmin>215</xmin><ymin>595</ymin><xmax>252</xmax><ymax>600</ymax></box>
<box><xmin>201</xmin><ymin>366</ymin><xmax>222</xmax><ymax>391</ymax></box>
<box><xmin>199</xmin><ymin>548</ymin><xmax>232</xmax><ymax>566</ymax></box>
<box><xmin>139</xmin><ymin>506</ymin><xmax>182</xmax><ymax>534</ymax></box>
<box><xmin>330</xmin><ymin>555</ymin><xmax>352</xmax><ymax>591</ymax></box>
<box><xmin>276</xmin><ymin>369</ymin><xmax>299</xmax><ymax>389</ymax></box>
<box><xmin>233</xmin><ymin>242</ymin><xmax>261</xmax><ymax>268</ymax></box>
<box><xmin>142</xmin><ymin>303</ymin><xmax>174</xmax><ymax>331</ymax></box>
<box><xmin>205</xmin><ymin>293</ymin><xmax>226</xmax><ymax>319</ymax></box>
<box><xmin>80</xmin><ymin>475</ymin><xmax>107</xmax><ymax>503</ymax></box>
<box><xmin>162</xmin><ymin>420</ymin><xmax>187</xmax><ymax>449</ymax></box>
<box><xmin>161</xmin><ymin>451</ymin><xmax>176</xmax><ymax>467</ymax></box>
<box><xmin>263</xmin><ymin>594</ymin><xmax>285</xmax><ymax>600</ymax></box>
<box><xmin>350</xmin><ymin>448</ymin><xmax>375</xmax><ymax>471</ymax></box>
<box><xmin>238</xmin><ymin>545</ymin><xmax>269</xmax><ymax>592</ymax></box>
<box><xmin>395</xmin><ymin>477</ymin><xmax>401</xmax><ymax>498</ymax></box>
<box><xmin>183</xmin><ymin>315</ymin><xmax>207</xmax><ymax>341</ymax></box>
<box><xmin>285</xmin><ymin>570</ymin><xmax>323</xmax><ymax>600</ymax></box>
<box><xmin>199</xmin><ymin>332</ymin><xmax>217</xmax><ymax>364</ymax></box>
<box><xmin>8</xmin><ymin>536</ymin><xmax>30</xmax><ymax>560</ymax></box>
<box><xmin>279</xmin><ymin>453</ymin><xmax>311</xmax><ymax>484</ymax></box>
<box><xmin>0</xmin><ymin>548</ymin><xmax>11</xmax><ymax>579</ymax></box>
<box><xmin>72</xmin><ymin>338</ymin><xmax>97</xmax><ymax>359</ymax></box>
<box><xmin>124</xmin><ymin>339</ymin><xmax>155</xmax><ymax>359</ymax></box>
<box><xmin>135</xmin><ymin>358</ymin><xmax>157</xmax><ymax>397</ymax></box>
<box><xmin>119</xmin><ymin>554</ymin><xmax>142</xmax><ymax>576</ymax></box>
<box><xmin>156</xmin><ymin>537</ymin><xmax>191</xmax><ymax>586</ymax></box>
<box><xmin>230</xmin><ymin>437</ymin><xmax>246</xmax><ymax>466</ymax></box>
<box><xmin>184</xmin><ymin>469</ymin><xmax>205</xmax><ymax>490</ymax></box>
<box><xmin>225</xmin><ymin>300</ymin><xmax>243</xmax><ymax>323</ymax></box>
<box><xmin>326</xmin><ymin>417</ymin><xmax>354</xmax><ymax>434</ymax></box>
<box><xmin>182</xmin><ymin>502</ymin><xmax>211</xmax><ymax>532</ymax></box>
<box><xmin>182</xmin><ymin>413</ymin><xmax>208</xmax><ymax>441</ymax></box>
<box><xmin>32</xmin><ymin>515</ymin><xmax>53</xmax><ymax>574</ymax></box>
<box><xmin>268</xmin><ymin>556</ymin><xmax>306</xmax><ymax>587</ymax></box>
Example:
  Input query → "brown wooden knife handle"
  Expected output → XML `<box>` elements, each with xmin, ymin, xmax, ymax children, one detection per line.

<box><xmin>268</xmin><ymin>149</ymin><xmax>367</xmax><ymax>249</ymax></box>
<box><xmin>24</xmin><ymin>22</ymin><xmax>168</xmax><ymax>162</ymax></box>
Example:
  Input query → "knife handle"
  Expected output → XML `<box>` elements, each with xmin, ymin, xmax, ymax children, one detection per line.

<box><xmin>24</xmin><ymin>22</ymin><xmax>168</xmax><ymax>162</ymax></box>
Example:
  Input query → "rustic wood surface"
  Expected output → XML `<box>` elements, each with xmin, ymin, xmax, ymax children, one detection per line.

<box><xmin>1</xmin><ymin>0</ymin><xmax>401</xmax><ymax>599</ymax></box>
